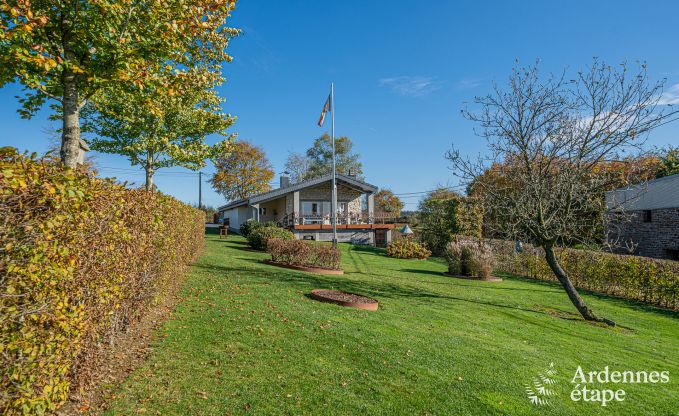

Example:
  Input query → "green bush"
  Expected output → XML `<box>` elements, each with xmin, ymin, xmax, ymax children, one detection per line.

<box><xmin>267</xmin><ymin>238</ymin><xmax>342</xmax><ymax>270</ymax></box>
<box><xmin>239</xmin><ymin>219</ymin><xmax>260</xmax><ymax>237</ymax></box>
<box><xmin>489</xmin><ymin>239</ymin><xmax>679</xmax><ymax>309</ymax></box>
<box><xmin>386</xmin><ymin>239</ymin><xmax>431</xmax><ymax>260</ymax></box>
<box><xmin>0</xmin><ymin>151</ymin><xmax>204</xmax><ymax>414</ymax></box>
<box><xmin>445</xmin><ymin>238</ymin><xmax>495</xmax><ymax>279</ymax></box>
<box><xmin>417</xmin><ymin>193</ymin><xmax>483</xmax><ymax>255</ymax></box>
<box><xmin>247</xmin><ymin>225</ymin><xmax>294</xmax><ymax>250</ymax></box>
<box><xmin>239</xmin><ymin>219</ymin><xmax>276</xmax><ymax>237</ymax></box>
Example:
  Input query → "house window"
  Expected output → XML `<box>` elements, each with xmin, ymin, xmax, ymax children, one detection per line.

<box><xmin>666</xmin><ymin>249</ymin><xmax>679</xmax><ymax>261</ymax></box>
<box><xmin>302</xmin><ymin>201</ymin><xmax>348</xmax><ymax>216</ymax></box>
<box><xmin>259</xmin><ymin>207</ymin><xmax>267</xmax><ymax>216</ymax></box>
<box><xmin>642</xmin><ymin>210</ymin><xmax>652</xmax><ymax>223</ymax></box>
<box><xmin>302</xmin><ymin>202</ymin><xmax>320</xmax><ymax>215</ymax></box>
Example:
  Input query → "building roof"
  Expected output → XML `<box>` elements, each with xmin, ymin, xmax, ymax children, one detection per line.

<box><xmin>218</xmin><ymin>173</ymin><xmax>378</xmax><ymax>211</ymax></box>
<box><xmin>605</xmin><ymin>173</ymin><xmax>679</xmax><ymax>211</ymax></box>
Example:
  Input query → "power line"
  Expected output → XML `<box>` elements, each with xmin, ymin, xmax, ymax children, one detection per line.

<box><xmin>392</xmin><ymin>185</ymin><xmax>466</xmax><ymax>196</ymax></box>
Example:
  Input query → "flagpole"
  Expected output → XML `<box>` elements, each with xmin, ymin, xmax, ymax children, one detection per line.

<box><xmin>331</xmin><ymin>82</ymin><xmax>337</xmax><ymax>248</ymax></box>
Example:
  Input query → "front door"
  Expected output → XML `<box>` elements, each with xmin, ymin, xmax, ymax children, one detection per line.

<box><xmin>374</xmin><ymin>229</ymin><xmax>387</xmax><ymax>247</ymax></box>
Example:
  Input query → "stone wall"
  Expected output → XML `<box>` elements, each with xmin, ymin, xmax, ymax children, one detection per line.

<box><xmin>606</xmin><ymin>208</ymin><xmax>679</xmax><ymax>260</ymax></box>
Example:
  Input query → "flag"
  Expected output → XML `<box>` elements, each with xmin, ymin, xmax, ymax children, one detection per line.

<box><xmin>318</xmin><ymin>94</ymin><xmax>331</xmax><ymax>126</ymax></box>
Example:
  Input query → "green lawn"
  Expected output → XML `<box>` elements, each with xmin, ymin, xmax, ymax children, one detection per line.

<box><xmin>105</xmin><ymin>234</ymin><xmax>679</xmax><ymax>415</ymax></box>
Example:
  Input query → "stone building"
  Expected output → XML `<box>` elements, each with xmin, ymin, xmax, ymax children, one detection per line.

<box><xmin>218</xmin><ymin>173</ymin><xmax>393</xmax><ymax>246</ymax></box>
<box><xmin>605</xmin><ymin>174</ymin><xmax>679</xmax><ymax>260</ymax></box>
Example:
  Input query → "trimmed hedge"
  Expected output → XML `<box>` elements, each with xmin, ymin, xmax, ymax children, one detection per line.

<box><xmin>246</xmin><ymin>225</ymin><xmax>294</xmax><ymax>250</ymax></box>
<box><xmin>386</xmin><ymin>239</ymin><xmax>431</xmax><ymax>260</ymax></box>
<box><xmin>267</xmin><ymin>238</ymin><xmax>341</xmax><ymax>270</ymax></box>
<box><xmin>0</xmin><ymin>151</ymin><xmax>204</xmax><ymax>414</ymax></box>
<box><xmin>488</xmin><ymin>239</ymin><xmax>679</xmax><ymax>309</ymax></box>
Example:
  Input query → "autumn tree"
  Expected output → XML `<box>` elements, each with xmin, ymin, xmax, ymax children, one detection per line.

<box><xmin>470</xmin><ymin>155</ymin><xmax>662</xmax><ymax>241</ymax></box>
<box><xmin>211</xmin><ymin>140</ymin><xmax>274</xmax><ymax>200</ymax></box>
<box><xmin>448</xmin><ymin>60</ymin><xmax>678</xmax><ymax>325</ymax></box>
<box><xmin>304</xmin><ymin>134</ymin><xmax>363</xmax><ymax>180</ymax></box>
<box><xmin>656</xmin><ymin>146</ymin><xmax>679</xmax><ymax>178</ymax></box>
<box><xmin>0</xmin><ymin>0</ymin><xmax>239</xmax><ymax>167</ymax></box>
<box><xmin>84</xmin><ymin>68</ymin><xmax>234</xmax><ymax>191</ymax></box>
<box><xmin>417</xmin><ymin>188</ymin><xmax>482</xmax><ymax>255</ymax></box>
<box><xmin>374</xmin><ymin>188</ymin><xmax>404</xmax><ymax>216</ymax></box>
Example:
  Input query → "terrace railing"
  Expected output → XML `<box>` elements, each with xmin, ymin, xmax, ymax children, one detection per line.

<box><xmin>277</xmin><ymin>212</ymin><xmax>400</xmax><ymax>227</ymax></box>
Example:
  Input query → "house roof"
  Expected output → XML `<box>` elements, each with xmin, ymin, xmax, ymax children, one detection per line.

<box><xmin>605</xmin><ymin>173</ymin><xmax>679</xmax><ymax>211</ymax></box>
<box><xmin>218</xmin><ymin>173</ymin><xmax>378</xmax><ymax>211</ymax></box>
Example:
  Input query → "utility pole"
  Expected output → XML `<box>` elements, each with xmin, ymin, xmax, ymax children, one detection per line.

<box><xmin>198</xmin><ymin>171</ymin><xmax>202</xmax><ymax>209</ymax></box>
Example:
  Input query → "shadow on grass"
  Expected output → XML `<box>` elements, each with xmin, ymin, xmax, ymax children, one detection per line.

<box><xmin>191</xmin><ymin>262</ymin><xmax>615</xmax><ymax>333</ymax></box>
<box><xmin>496</xmin><ymin>273</ymin><xmax>679</xmax><ymax>320</ymax></box>
<box><xmin>207</xmin><ymin>238</ymin><xmax>679</xmax><ymax>323</ymax></box>
<box><xmin>349</xmin><ymin>245</ymin><xmax>388</xmax><ymax>257</ymax></box>
<box><xmin>212</xmin><ymin>239</ymin><xmax>247</xmax><ymax>245</ymax></box>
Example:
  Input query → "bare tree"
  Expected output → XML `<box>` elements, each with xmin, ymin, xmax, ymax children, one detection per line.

<box><xmin>448</xmin><ymin>60</ymin><xmax>678</xmax><ymax>325</ymax></box>
<box><xmin>284</xmin><ymin>152</ymin><xmax>312</xmax><ymax>183</ymax></box>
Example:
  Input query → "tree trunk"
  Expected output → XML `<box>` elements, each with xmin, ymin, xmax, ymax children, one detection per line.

<box><xmin>145</xmin><ymin>167</ymin><xmax>154</xmax><ymax>191</ymax></box>
<box><xmin>60</xmin><ymin>69</ymin><xmax>81</xmax><ymax>168</ymax></box>
<box><xmin>60</xmin><ymin>13</ymin><xmax>80</xmax><ymax>168</ymax></box>
<box><xmin>544</xmin><ymin>245</ymin><xmax>615</xmax><ymax>326</ymax></box>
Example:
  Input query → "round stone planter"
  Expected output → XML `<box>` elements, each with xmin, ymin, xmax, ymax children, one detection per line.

<box><xmin>442</xmin><ymin>272</ymin><xmax>503</xmax><ymax>282</ymax></box>
<box><xmin>263</xmin><ymin>259</ymin><xmax>344</xmax><ymax>275</ymax></box>
<box><xmin>309</xmin><ymin>289</ymin><xmax>379</xmax><ymax>311</ymax></box>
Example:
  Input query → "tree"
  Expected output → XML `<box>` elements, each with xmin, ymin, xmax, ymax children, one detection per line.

<box><xmin>304</xmin><ymin>134</ymin><xmax>363</xmax><ymax>180</ymax></box>
<box><xmin>470</xmin><ymin>155</ymin><xmax>662</xmax><ymax>241</ymax></box>
<box><xmin>448</xmin><ymin>60</ymin><xmax>678</xmax><ymax>325</ymax></box>
<box><xmin>656</xmin><ymin>146</ymin><xmax>679</xmax><ymax>178</ymax></box>
<box><xmin>84</xmin><ymin>69</ymin><xmax>234</xmax><ymax>191</ymax></box>
<box><xmin>283</xmin><ymin>152</ymin><xmax>311</xmax><ymax>183</ymax></box>
<box><xmin>211</xmin><ymin>140</ymin><xmax>274</xmax><ymax>201</ymax></box>
<box><xmin>417</xmin><ymin>188</ymin><xmax>482</xmax><ymax>255</ymax></box>
<box><xmin>374</xmin><ymin>188</ymin><xmax>404</xmax><ymax>216</ymax></box>
<box><xmin>0</xmin><ymin>0</ymin><xmax>239</xmax><ymax>167</ymax></box>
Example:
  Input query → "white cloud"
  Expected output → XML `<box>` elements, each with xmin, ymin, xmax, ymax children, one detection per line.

<box><xmin>658</xmin><ymin>83</ymin><xmax>679</xmax><ymax>105</ymax></box>
<box><xmin>378</xmin><ymin>76</ymin><xmax>443</xmax><ymax>97</ymax></box>
<box><xmin>456</xmin><ymin>77</ymin><xmax>483</xmax><ymax>90</ymax></box>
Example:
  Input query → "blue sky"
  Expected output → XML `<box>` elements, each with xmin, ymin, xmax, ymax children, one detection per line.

<box><xmin>2</xmin><ymin>1</ymin><xmax>679</xmax><ymax>210</ymax></box>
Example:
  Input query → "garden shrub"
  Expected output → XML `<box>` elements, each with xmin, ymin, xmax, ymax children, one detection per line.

<box><xmin>267</xmin><ymin>238</ymin><xmax>341</xmax><ymax>270</ymax></box>
<box><xmin>0</xmin><ymin>151</ymin><xmax>204</xmax><ymax>414</ymax></box>
<box><xmin>247</xmin><ymin>224</ymin><xmax>294</xmax><ymax>250</ymax></box>
<box><xmin>386</xmin><ymin>239</ymin><xmax>432</xmax><ymax>260</ymax></box>
<box><xmin>240</xmin><ymin>219</ymin><xmax>277</xmax><ymax>237</ymax></box>
<box><xmin>488</xmin><ymin>239</ymin><xmax>679</xmax><ymax>309</ymax></box>
<box><xmin>239</xmin><ymin>219</ymin><xmax>262</xmax><ymax>237</ymax></box>
<box><xmin>445</xmin><ymin>238</ymin><xmax>495</xmax><ymax>279</ymax></box>
<box><xmin>417</xmin><ymin>193</ymin><xmax>483</xmax><ymax>255</ymax></box>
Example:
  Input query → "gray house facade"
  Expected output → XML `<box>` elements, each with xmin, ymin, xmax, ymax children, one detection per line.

<box><xmin>605</xmin><ymin>173</ymin><xmax>679</xmax><ymax>260</ymax></box>
<box><xmin>218</xmin><ymin>173</ymin><xmax>393</xmax><ymax>246</ymax></box>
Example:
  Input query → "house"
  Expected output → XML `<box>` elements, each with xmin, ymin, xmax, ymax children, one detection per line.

<box><xmin>218</xmin><ymin>173</ymin><xmax>394</xmax><ymax>246</ymax></box>
<box><xmin>605</xmin><ymin>173</ymin><xmax>679</xmax><ymax>260</ymax></box>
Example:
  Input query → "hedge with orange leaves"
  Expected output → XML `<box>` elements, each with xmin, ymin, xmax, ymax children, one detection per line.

<box><xmin>0</xmin><ymin>150</ymin><xmax>204</xmax><ymax>415</ymax></box>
